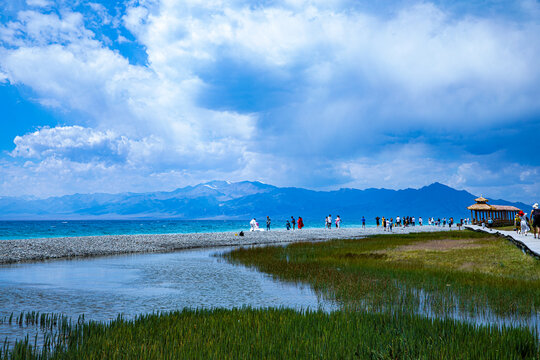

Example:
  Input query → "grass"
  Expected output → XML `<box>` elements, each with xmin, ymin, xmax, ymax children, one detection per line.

<box><xmin>225</xmin><ymin>230</ymin><xmax>540</xmax><ymax>318</ymax></box>
<box><xmin>492</xmin><ymin>225</ymin><xmax>517</xmax><ymax>231</ymax></box>
<box><xmin>1</xmin><ymin>230</ymin><xmax>539</xmax><ymax>359</ymax></box>
<box><xmin>1</xmin><ymin>309</ymin><xmax>538</xmax><ymax>359</ymax></box>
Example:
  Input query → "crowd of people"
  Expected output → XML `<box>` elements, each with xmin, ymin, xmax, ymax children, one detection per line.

<box><xmin>249</xmin><ymin>214</ymin><xmax>475</xmax><ymax>232</ymax></box>
<box><xmin>514</xmin><ymin>203</ymin><xmax>540</xmax><ymax>238</ymax></box>
<box><xmin>248</xmin><ymin>203</ymin><xmax>540</xmax><ymax>238</ymax></box>
<box><xmin>372</xmin><ymin>216</ymin><xmax>469</xmax><ymax>232</ymax></box>
<box><xmin>249</xmin><ymin>216</ymin><xmax>305</xmax><ymax>231</ymax></box>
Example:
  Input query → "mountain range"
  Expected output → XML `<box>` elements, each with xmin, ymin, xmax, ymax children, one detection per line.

<box><xmin>0</xmin><ymin>181</ymin><xmax>530</xmax><ymax>221</ymax></box>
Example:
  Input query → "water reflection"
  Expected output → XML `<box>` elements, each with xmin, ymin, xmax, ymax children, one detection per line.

<box><xmin>0</xmin><ymin>247</ymin><xmax>335</xmax><ymax>342</ymax></box>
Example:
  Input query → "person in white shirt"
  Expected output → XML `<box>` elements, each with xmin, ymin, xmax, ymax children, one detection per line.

<box><xmin>250</xmin><ymin>218</ymin><xmax>257</xmax><ymax>231</ymax></box>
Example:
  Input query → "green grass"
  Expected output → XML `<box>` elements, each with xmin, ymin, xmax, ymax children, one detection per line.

<box><xmin>2</xmin><ymin>230</ymin><xmax>539</xmax><ymax>359</ymax></box>
<box><xmin>492</xmin><ymin>225</ymin><xmax>517</xmax><ymax>231</ymax></box>
<box><xmin>1</xmin><ymin>309</ymin><xmax>538</xmax><ymax>359</ymax></box>
<box><xmin>225</xmin><ymin>230</ymin><xmax>540</xmax><ymax>318</ymax></box>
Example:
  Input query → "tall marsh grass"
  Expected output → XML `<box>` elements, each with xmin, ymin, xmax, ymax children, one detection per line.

<box><xmin>225</xmin><ymin>230</ymin><xmax>540</xmax><ymax>321</ymax></box>
<box><xmin>1</xmin><ymin>309</ymin><xmax>538</xmax><ymax>359</ymax></box>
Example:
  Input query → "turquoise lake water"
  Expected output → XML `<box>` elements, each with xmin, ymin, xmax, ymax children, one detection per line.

<box><xmin>0</xmin><ymin>219</ymin><xmax>367</xmax><ymax>240</ymax></box>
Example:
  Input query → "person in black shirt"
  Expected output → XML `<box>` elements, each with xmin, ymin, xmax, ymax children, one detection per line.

<box><xmin>532</xmin><ymin>203</ymin><xmax>540</xmax><ymax>239</ymax></box>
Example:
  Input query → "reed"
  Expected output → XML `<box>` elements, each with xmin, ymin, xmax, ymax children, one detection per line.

<box><xmin>224</xmin><ymin>230</ymin><xmax>540</xmax><ymax>319</ymax></box>
<box><xmin>1</xmin><ymin>309</ymin><xmax>538</xmax><ymax>359</ymax></box>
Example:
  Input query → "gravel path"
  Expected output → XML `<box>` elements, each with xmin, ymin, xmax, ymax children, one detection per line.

<box><xmin>0</xmin><ymin>226</ymin><xmax>458</xmax><ymax>264</ymax></box>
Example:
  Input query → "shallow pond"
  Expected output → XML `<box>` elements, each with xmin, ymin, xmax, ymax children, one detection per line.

<box><xmin>0</xmin><ymin>247</ymin><xmax>334</xmax><ymax>343</ymax></box>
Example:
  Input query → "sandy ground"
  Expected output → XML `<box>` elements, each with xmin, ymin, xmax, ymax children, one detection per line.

<box><xmin>0</xmin><ymin>225</ymin><xmax>459</xmax><ymax>264</ymax></box>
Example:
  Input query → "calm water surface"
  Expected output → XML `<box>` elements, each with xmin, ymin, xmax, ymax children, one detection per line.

<box><xmin>0</xmin><ymin>247</ymin><xmax>335</xmax><ymax>342</ymax></box>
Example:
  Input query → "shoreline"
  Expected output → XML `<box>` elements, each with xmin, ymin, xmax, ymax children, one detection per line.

<box><xmin>0</xmin><ymin>226</ymin><xmax>458</xmax><ymax>265</ymax></box>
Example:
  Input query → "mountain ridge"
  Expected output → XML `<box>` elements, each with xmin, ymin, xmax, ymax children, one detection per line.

<box><xmin>0</xmin><ymin>181</ymin><xmax>530</xmax><ymax>220</ymax></box>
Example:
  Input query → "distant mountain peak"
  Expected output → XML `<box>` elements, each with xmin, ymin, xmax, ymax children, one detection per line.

<box><xmin>422</xmin><ymin>182</ymin><xmax>452</xmax><ymax>190</ymax></box>
<box><xmin>0</xmin><ymin>180</ymin><xmax>527</xmax><ymax>220</ymax></box>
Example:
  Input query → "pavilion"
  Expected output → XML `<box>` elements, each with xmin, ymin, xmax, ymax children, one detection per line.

<box><xmin>467</xmin><ymin>196</ymin><xmax>521</xmax><ymax>226</ymax></box>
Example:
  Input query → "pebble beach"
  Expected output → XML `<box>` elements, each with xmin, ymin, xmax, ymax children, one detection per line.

<box><xmin>0</xmin><ymin>226</ymin><xmax>459</xmax><ymax>264</ymax></box>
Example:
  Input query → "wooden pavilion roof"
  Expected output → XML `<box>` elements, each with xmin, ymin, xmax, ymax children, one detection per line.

<box><xmin>467</xmin><ymin>204</ymin><xmax>521</xmax><ymax>211</ymax></box>
<box><xmin>467</xmin><ymin>203</ymin><xmax>491</xmax><ymax>210</ymax></box>
<box><xmin>491</xmin><ymin>205</ymin><xmax>521</xmax><ymax>211</ymax></box>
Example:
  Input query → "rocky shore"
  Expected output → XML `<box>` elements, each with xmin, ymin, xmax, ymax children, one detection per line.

<box><xmin>0</xmin><ymin>226</ymin><xmax>457</xmax><ymax>264</ymax></box>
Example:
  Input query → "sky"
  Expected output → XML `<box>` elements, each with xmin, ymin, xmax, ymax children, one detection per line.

<box><xmin>0</xmin><ymin>0</ymin><xmax>539</xmax><ymax>204</ymax></box>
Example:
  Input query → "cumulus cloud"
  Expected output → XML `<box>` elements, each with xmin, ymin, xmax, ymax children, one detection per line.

<box><xmin>26</xmin><ymin>0</ymin><xmax>52</xmax><ymax>8</ymax></box>
<box><xmin>119</xmin><ymin>0</ymin><xmax>540</xmax><ymax>163</ymax></box>
<box><xmin>0</xmin><ymin>8</ymin><xmax>256</xmax><ymax>172</ymax></box>
<box><xmin>11</xmin><ymin>126</ymin><xmax>131</xmax><ymax>163</ymax></box>
<box><xmin>87</xmin><ymin>3</ymin><xmax>112</xmax><ymax>25</ymax></box>
<box><xmin>0</xmin><ymin>0</ymin><xmax>539</xmax><ymax>203</ymax></box>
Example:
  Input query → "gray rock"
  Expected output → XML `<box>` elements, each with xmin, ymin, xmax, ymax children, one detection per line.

<box><xmin>0</xmin><ymin>226</ymin><xmax>457</xmax><ymax>264</ymax></box>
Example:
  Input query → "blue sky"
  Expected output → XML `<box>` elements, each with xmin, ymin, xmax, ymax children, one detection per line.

<box><xmin>0</xmin><ymin>0</ymin><xmax>539</xmax><ymax>204</ymax></box>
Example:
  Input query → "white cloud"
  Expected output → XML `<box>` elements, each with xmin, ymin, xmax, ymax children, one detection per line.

<box><xmin>0</xmin><ymin>0</ymin><xmax>539</xmax><ymax>202</ymax></box>
<box><xmin>11</xmin><ymin>126</ymin><xmax>131</xmax><ymax>162</ymax></box>
<box><xmin>0</xmin><ymin>11</ymin><xmax>92</xmax><ymax>46</ymax></box>
<box><xmin>87</xmin><ymin>3</ymin><xmax>112</xmax><ymax>25</ymax></box>
<box><xmin>116</xmin><ymin>34</ymin><xmax>130</xmax><ymax>44</ymax></box>
<box><xmin>0</xmin><ymin>9</ymin><xmax>256</xmax><ymax>172</ymax></box>
<box><xmin>26</xmin><ymin>0</ymin><xmax>52</xmax><ymax>8</ymax></box>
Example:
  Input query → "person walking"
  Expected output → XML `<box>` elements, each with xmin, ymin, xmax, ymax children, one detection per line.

<box><xmin>531</xmin><ymin>203</ymin><xmax>540</xmax><ymax>239</ymax></box>
<box><xmin>328</xmin><ymin>214</ymin><xmax>332</xmax><ymax>229</ymax></box>
<box><xmin>291</xmin><ymin>216</ymin><xmax>296</xmax><ymax>230</ymax></box>
<box><xmin>335</xmin><ymin>215</ymin><xmax>341</xmax><ymax>229</ymax></box>
<box><xmin>298</xmin><ymin>216</ymin><xmax>304</xmax><ymax>229</ymax></box>
<box><xmin>521</xmin><ymin>212</ymin><xmax>530</xmax><ymax>236</ymax></box>
<box><xmin>286</xmin><ymin>220</ymin><xmax>291</xmax><ymax>230</ymax></box>
<box><xmin>266</xmin><ymin>216</ymin><xmax>271</xmax><ymax>231</ymax></box>
<box><xmin>250</xmin><ymin>218</ymin><xmax>257</xmax><ymax>231</ymax></box>
<box><xmin>362</xmin><ymin>216</ymin><xmax>366</xmax><ymax>229</ymax></box>
<box><xmin>375</xmin><ymin>216</ymin><xmax>380</xmax><ymax>227</ymax></box>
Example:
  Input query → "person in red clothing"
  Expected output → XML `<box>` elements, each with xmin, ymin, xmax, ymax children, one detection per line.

<box><xmin>297</xmin><ymin>217</ymin><xmax>304</xmax><ymax>229</ymax></box>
